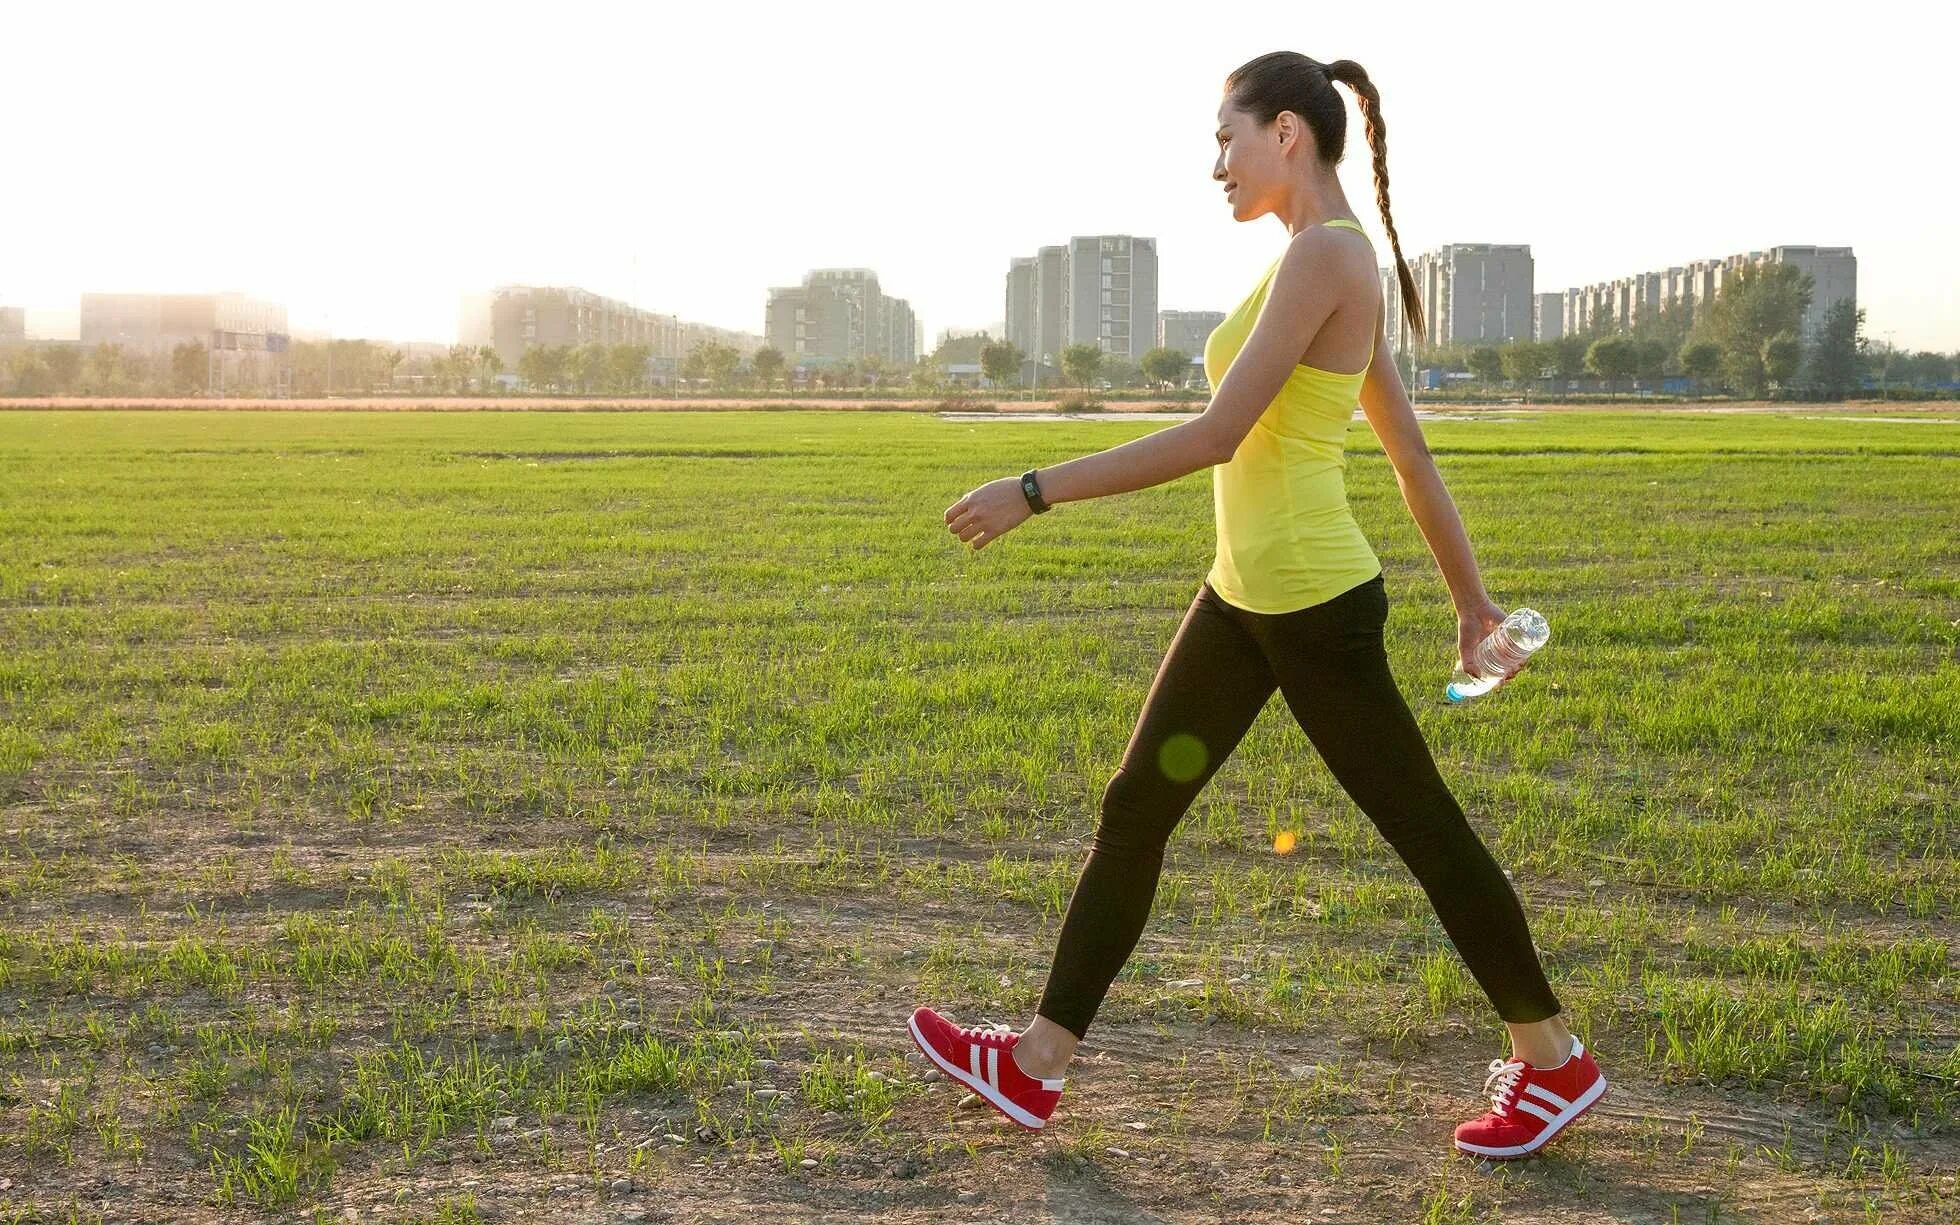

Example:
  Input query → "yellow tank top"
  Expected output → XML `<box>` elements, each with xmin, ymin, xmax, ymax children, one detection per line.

<box><xmin>1202</xmin><ymin>217</ymin><xmax>1382</xmax><ymax>614</ymax></box>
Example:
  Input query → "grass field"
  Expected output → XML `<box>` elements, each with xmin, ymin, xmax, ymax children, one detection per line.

<box><xmin>0</xmin><ymin>408</ymin><xmax>1954</xmax><ymax>1223</ymax></box>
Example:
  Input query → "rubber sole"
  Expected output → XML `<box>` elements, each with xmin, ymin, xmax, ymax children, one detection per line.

<box><xmin>1454</xmin><ymin>1076</ymin><xmax>1609</xmax><ymax>1159</ymax></box>
<box><xmin>906</xmin><ymin>1014</ymin><xmax>1048</xmax><ymax>1131</ymax></box>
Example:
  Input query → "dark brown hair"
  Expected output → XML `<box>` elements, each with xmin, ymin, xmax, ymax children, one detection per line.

<box><xmin>1223</xmin><ymin>52</ymin><xmax>1425</xmax><ymax>343</ymax></box>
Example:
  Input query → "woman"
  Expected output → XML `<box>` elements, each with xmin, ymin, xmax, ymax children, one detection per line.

<box><xmin>907</xmin><ymin>52</ymin><xmax>1607</xmax><ymax>1160</ymax></box>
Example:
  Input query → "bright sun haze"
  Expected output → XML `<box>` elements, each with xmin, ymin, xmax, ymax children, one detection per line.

<box><xmin>5</xmin><ymin>0</ymin><xmax>1953</xmax><ymax>350</ymax></box>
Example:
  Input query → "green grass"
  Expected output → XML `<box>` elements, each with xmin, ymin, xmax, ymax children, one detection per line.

<box><xmin>0</xmin><ymin>408</ymin><xmax>1953</xmax><ymax>1217</ymax></box>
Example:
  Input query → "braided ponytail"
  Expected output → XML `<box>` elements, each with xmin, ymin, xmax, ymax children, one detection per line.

<box><xmin>1321</xmin><ymin>60</ymin><xmax>1425</xmax><ymax>343</ymax></box>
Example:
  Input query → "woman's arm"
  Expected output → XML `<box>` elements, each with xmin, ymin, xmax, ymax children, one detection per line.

<box><xmin>1026</xmin><ymin>418</ymin><xmax>1222</xmax><ymax>506</ymax></box>
<box><xmin>1356</xmin><ymin>315</ymin><xmax>1529</xmax><ymax>681</ymax></box>
<box><xmin>1355</xmin><ymin>313</ymin><xmax>1490</xmax><ymax>614</ymax></box>
<box><xmin>947</xmin><ymin>231</ymin><xmax>1347</xmax><ymax>549</ymax></box>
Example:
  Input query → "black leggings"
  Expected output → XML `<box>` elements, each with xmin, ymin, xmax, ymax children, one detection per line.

<box><xmin>1034</xmin><ymin>570</ymin><xmax>1562</xmax><ymax>1039</ymax></box>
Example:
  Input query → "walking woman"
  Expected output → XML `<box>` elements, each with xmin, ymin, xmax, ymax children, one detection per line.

<box><xmin>906</xmin><ymin>52</ymin><xmax>1608</xmax><ymax>1160</ymax></box>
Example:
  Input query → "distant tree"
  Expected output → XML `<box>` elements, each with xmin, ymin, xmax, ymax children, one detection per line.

<box><xmin>691</xmin><ymin>341</ymin><xmax>741</xmax><ymax>390</ymax></box>
<box><xmin>83</xmin><ymin>343</ymin><xmax>127</xmax><ymax>395</ymax></box>
<box><xmin>43</xmin><ymin>346</ymin><xmax>81</xmax><ymax>392</ymax></box>
<box><xmin>1689</xmin><ymin>262</ymin><xmax>1811</xmax><ymax>398</ymax></box>
<box><xmin>1628</xmin><ymin>291</ymin><xmax>1696</xmax><ymax>356</ymax></box>
<box><xmin>1467</xmin><ymin>346</ymin><xmax>1504</xmax><ymax>385</ymax></box>
<box><xmin>711</xmin><ymin>343</ymin><xmax>745</xmax><ymax>389</ymax></box>
<box><xmin>442</xmin><ymin>344</ymin><xmax>476</xmax><ymax>393</ymax></box>
<box><xmin>751</xmin><ymin>345</ymin><xmax>786</xmax><ymax>392</ymax></box>
<box><xmin>979</xmin><ymin>340</ymin><xmax>1022</xmax><ymax>388</ymax></box>
<box><xmin>1897</xmin><ymin>350</ymin><xmax>1948</xmax><ymax>388</ymax></box>
<box><xmin>1550</xmin><ymin>333</ymin><xmax>1589</xmax><ymax>382</ymax></box>
<box><xmin>518</xmin><ymin>344</ymin><xmax>570</xmax><ymax>392</ymax></box>
<box><xmin>171</xmin><ymin>342</ymin><xmax>207</xmax><ymax>394</ymax></box>
<box><xmin>1761</xmin><ymin>330</ymin><xmax>1802</xmax><ymax>393</ymax></box>
<box><xmin>1140</xmin><ymin>346</ymin><xmax>1191</xmax><ymax>390</ymax></box>
<box><xmin>1060</xmin><ymin>343</ymin><xmax>1103</xmax><ymax>389</ymax></box>
<box><xmin>1498</xmin><ymin>340</ymin><xmax>1544</xmax><ymax>390</ymax></box>
<box><xmin>607</xmin><ymin>343</ymin><xmax>650</xmax><ymax>394</ymax></box>
<box><xmin>1679</xmin><ymin>341</ymin><xmax>1723</xmax><ymax>398</ymax></box>
<box><xmin>1633</xmin><ymin>338</ymin><xmax>1670</xmax><ymax>385</ymax></box>
<box><xmin>679</xmin><ymin>346</ymin><xmax>707</xmax><ymax>388</ymax></box>
<box><xmin>1585</xmin><ymin>335</ymin><xmax>1639</xmax><ymax>391</ymax></box>
<box><xmin>7</xmin><ymin>347</ymin><xmax>51</xmax><ymax>395</ymax></box>
<box><xmin>1796</xmin><ymin>300</ymin><xmax>1863</xmax><ymax>401</ymax></box>
<box><xmin>909</xmin><ymin>359</ymin><xmax>943</xmax><ymax>392</ymax></box>
<box><xmin>564</xmin><ymin>343</ymin><xmax>603</xmax><ymax>393</ymax></box>
<box><xmin>476</xmin><ymin>345</ymin><xmax>503</xmax><ymax>393</ymax></box>
<box><xmin>1099</xmin><ymin>355</ymin><xmax>1140</xmax><ymax>388</ymax></box>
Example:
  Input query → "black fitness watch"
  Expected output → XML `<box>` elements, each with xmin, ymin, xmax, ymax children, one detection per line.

<box><xmin>1020</xmin><ymin>469</ymin><xmax>1051</xmax><ymax>514</ymax></box>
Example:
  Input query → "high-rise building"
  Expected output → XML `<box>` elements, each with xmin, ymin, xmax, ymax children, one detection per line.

<box><xmin>1033</xmin><ymin>244</ymin><xmax>1066</xmax><ymax>365</ymax></box>
<box><xmin>1387</xmin><ymin>244</ymin><xmax>1533</xmax><ymax>353</ymax></box>
<box><xmin>1556</xmin><ymin>245</ymin><xmax>1854</xmax><ymax>340</ymax></box>
<box><xmin>1535</xmin><ymin>292</ymin><xmax>1564</xmax><ymax>342</ymax></box>
<box><xmin>1069</xmin><ymin>235</ymin><xmax>1158</xmax><ymax>361</ymax></box>
<box><xmin>1158</xmin><ymin>310</ymin><xmax>1224</xmax><ymax>360</ymax></box>
<box><xmin>1004</xmin><ymin>235</ymin><xmax>1160</xmax><ymax>366</ymax></box>
<box><xmin>1381</xmin><ymin>266</ymin><xmax>1413</xmax><ymax>354</ymax></box>
<box><xmin>465</xmin><ymin>286</ymin><xmax>760</xmax><ymax>384</ymax></box>
<box><xmin>765</xmin><ymin>268</ymin><xmax>917</xmax><ymax>367</ymax></box>
<box><xmin>1006</xmin><ymin>256</ymin><xmax>1038</xmax><ymax>359</ymax></box>
<box><xmin>79</xmin><ymin>293</ymin><xmax>290</xmax><ymax>387</ymax></box>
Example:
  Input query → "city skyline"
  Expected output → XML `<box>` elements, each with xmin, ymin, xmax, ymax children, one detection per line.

<box><xmin>5</xmin><ymin>1</ymin><xmax>1954</xmax><ymax>351</ymax></box>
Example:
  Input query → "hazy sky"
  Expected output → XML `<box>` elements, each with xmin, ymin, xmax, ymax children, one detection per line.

<box><xmin>8</xmin><ymin>0</ymin><xmax>1956</xmax><ymax>350</ymax></box>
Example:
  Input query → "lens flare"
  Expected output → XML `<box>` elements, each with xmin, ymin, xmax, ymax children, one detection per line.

<box><xmin>1273</xmin><ymin>830</ymin><xmax>1297</xmax><ymax>855</ymax></box>
<box><xmin>1157</xmin><ymin>732</ymin><xmax>1208</xmax><ymax>784</ymax></box>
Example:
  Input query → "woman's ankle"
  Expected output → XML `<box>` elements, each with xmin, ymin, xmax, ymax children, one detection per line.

<box><xmin>1014</xmin><ymin>1016</ymin><xmax>1079</xmax><ymax>1079</ymax></box>
<box><xmin>1012</xmin><ymin>1043</ymin><xmax>1071</xmax><ymax>1081</ymax></box>
<box><xmin>1504</xmin><ymin>1013</ymin><xmax>1574</xmax><ymax>1069</ymax></box>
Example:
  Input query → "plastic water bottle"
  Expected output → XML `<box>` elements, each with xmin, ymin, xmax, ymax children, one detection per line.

<box><xmin>1446</xmin><ymin>608</ymin><xmax>1550</xmax><ymax>703</ymax></box>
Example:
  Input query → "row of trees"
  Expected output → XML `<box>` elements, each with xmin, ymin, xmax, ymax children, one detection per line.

<box><xmin>5</xmin><ymin>263</ymin><xmax>1952</xmax><ymax>398</ymax></box>
<box><xmin>2</xmin><ymin>338</ymin><xmax>419</xmax><ymax>396</ymax></box>
<box><xmin>1418</xmin><ymin>264</ymin><xmax>1955</xmax><ymax>400</ymax></box>
<box><xmin>5</xmin><ymin>341</ymin><xmax>216</xmax><ymax>396</ymax></box>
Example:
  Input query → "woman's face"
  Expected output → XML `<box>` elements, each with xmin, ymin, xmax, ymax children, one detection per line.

<box><xmin>1213</xmin><ymin>97</ymin><xmax>1302</xmax><ymax>221</ymax></box>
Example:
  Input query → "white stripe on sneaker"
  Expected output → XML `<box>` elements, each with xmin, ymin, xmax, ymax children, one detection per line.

<box><xmin>907</xmin><ymin>1014</ymin><xmax>1047</xmax><ymax>1130</ymax></box>
<box><xmin>1512</xmin><ymin>1097</ymin><xmax>1559</xmax><ymax>1125</ymax></box>
<box><xmin>1523</xmin><ymin>1082</ymin><xmax>1572</xmax><ymax>1110</ymax></box>
<box><xmin>970</xmin><ymin>1045</ymin><xmax>982</xmax><ymax>1081</ymax></box>
<box><xmin>1454</xmin><ymin>1072</ymin><xmax>1608</xmax><ymax>1158</ymax></box>
<box><xmin>986</xmin><ymin>1046</ymin><xmax>999</xmax><ymax>1090</ymax></box>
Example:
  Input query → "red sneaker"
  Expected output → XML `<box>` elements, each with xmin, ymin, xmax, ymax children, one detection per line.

<box><xmin>1453</xmin><ymin>1034</ymin><xmax>1608</xmax><ymax>1159</ymax></box>
<box><xmin>906</xmin><ymin>1006</ymin><xmax>1065</xmax><ymax>1131</ymax></box>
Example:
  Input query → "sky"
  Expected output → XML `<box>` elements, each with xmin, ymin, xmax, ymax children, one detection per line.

<box><xmin>7</xmin><ymin>0</ymin><xmax>1957</xmax><ymax>351</ymax></box>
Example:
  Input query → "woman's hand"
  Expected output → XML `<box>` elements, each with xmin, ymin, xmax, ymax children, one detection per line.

<box><xmin>1457</xmin><ymin>596</ymin><xmax>1529</xmax><ymax>686</ymax></box>
<box><xmin>945</xmin><ymin>476</ymin><xmax>1032</xmax><ymax>550</ymax></box>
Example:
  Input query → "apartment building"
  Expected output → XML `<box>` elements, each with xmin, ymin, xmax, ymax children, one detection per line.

<box><xmin>1557</xmin><ymin>245</ymin><xmax>1855</xmax><ymax>340</ymax></box>
<box><xmin>79</xmin><ymin>292</ymin><xmax>290</xmax><ymax>387</ymax></box>
<box><xmin>462</xmin><ymin>286</ymin><xmax>760</xmax><ymax>383</ymax></box>
<box><xmin>1005</xmin><ymin>234</ymin><xmax>1160</xmax><ymax>364</ymax></box>
<box><xmin>765</xmin><ymin>268</ymin><xmax>917</xmax><ymax>367</ymax></box>
<box><xmin>1382</xmin><ymin>243</ymin><xmax>1534</xmax><ymax>353</ymax></box>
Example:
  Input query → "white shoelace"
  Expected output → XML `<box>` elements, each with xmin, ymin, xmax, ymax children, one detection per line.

<box><xmin>1482</xmin><ymin>1056</ymin><xmax>1528</xmax><ymax>1115</ymax></box>
<box><xmin>955</xmin><ymin>1019</ymin><xmax>1016</xmax><ymax>1043</ymax></box>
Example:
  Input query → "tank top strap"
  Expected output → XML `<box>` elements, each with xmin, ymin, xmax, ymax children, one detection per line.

<box><xmin>1320</xmin><ymin>217</ymin><xmax>1367</xmax><ymax>235</ymax></box>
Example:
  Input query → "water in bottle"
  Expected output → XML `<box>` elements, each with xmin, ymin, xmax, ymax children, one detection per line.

<box><xmin>1446</xmin><ymin>607</ymin><xmax>1550</xmax><ymax>702</ymax></box>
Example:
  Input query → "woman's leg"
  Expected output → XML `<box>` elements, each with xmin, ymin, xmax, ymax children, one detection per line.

<box><xmin>1019</xmin><ymin>581</ymin><xmax>1279</xmax><ymax>1074</ymax></box>
<box><xmin>1240</xmin><ymin>574</ymin><xmax>1566</xmax><ymax>1039</ymax></box>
